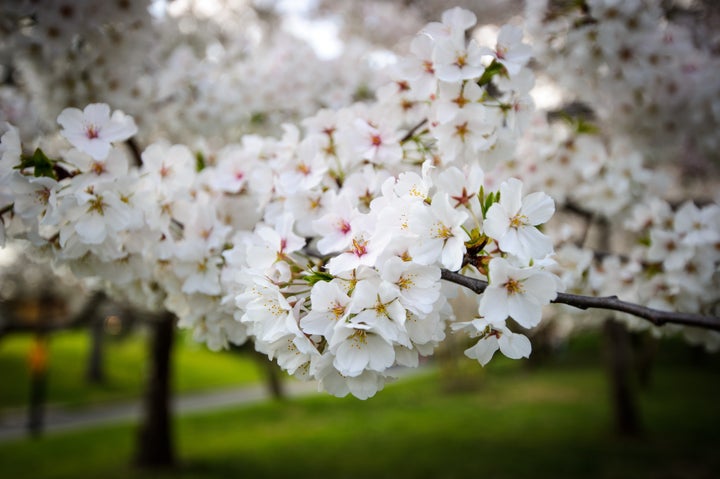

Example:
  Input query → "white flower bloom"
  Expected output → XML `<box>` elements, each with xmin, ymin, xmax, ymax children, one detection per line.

<box><xmin>464</xmin><ymin>318</ymin><xmax>532</xmax><ymax>366</ymax></box>
<box><xmin>647</xmin><ymin>228</ymin><xmax>694</xmax><ymax>270</ymax></box>
<box><xmin>380</xmin><ymin>256</ymin><xmax>441</xmax><ymax>315</ymax></box>
<box><xmin>57</xmin><ymin>104</ymin><xmax>137</xmax><ymax>160</ymax></box>
<box><xmin>350</xmin><ymin>118</ymin><xmax>403</xmax><ymax>165</ymax></box>
<box><xmin>300</xmin><ymin>280</ymin><xmax>351</xmax><ymax>339</ymax></box>
<box><xmin>326</xmin><ymin>214</ymin><xmax>382</xmax><ymax>275</ymax></box>
<box><xmin>348</xmin><ymin>278</ymin><xmax>410</xmax><ymax>347</ymax></box>
<box><xmin>483</xmin><ymin>24</ymin><xmax>533</xmax><ymax>76</ymax></box>
<box><xmin>0</xmin><ymin>123</ymin><xmax>21</xmax><ymax>182</ymax></box>
<box><xmin>313</xmin><ymin>193</ymin><xmax>359</xmax><ymax>255</ymax></box>
<box><xmin>433</xmin><ymin>38</ymin><xmax>484</xmax><ymax>83</ymax></box>
<box><xmin>484</xmin><ymin>178</ymin><xmax>555</xmax><ymax>261</ymax></box>
<box><xmin>409</xmin><ymin>192</ymin><xmax>470</xmax><ymax>271</ymax></box>
<box><xmin>478</xmin><ymin>257</ymin><xmax>559</xmax><ymax>328</ymax></box>
<box><xmin>674</xmin><ymin>202</ymin><xmax>720</xmax><ymax>246</ymax></box>
<box><xmin>398</xmin><ymin>34</ymin><xmax>438</xmax><ymax>100</ymax></box>
<box><xmin>329</xmin><ymin>323</ymin><xmax>395</xmax><ymax>377</ymax></box>
<box><xmin>423</xmin><ymin>7</ymin><xmax>477</xmax><ymax>45</ymax></box>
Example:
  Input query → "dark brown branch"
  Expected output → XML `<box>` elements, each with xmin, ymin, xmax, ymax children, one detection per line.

<box><xmin>400</xmin><ymin>118</ymin><xmax>428</xmax><ymax>143</ymax></box>
<box><xmin>440</xmin><ymin>269</ymin><xmax>720</xmax><ymax>332</ymax></box>
<box><xmin>0</xmin><ymin>203</ymin><xmax>13</xmax><ymax>216</ymax></box>
<box><xmin>125</xmin><ymin>138</ymin><xmax>143</xmax><ymax>167</ymax></box>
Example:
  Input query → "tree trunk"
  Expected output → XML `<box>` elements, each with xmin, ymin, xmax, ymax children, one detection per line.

<box><xmin>86</xmin><ymin>315</ymin><xmax>105</xmax><ymax>384</ymax></box>
<box><xmin>633</xmin><ymin>331</ymin><xmax>658</xmax><ymax>390</ymax></box>
<box><xmin>260</xmin><ymin>352</ymin><xmax>285</xmax><ymax>400</ymax></box>
<box><xmin>135</xmin><ymin>312</ymin><xmax>175</xmax><ymax>468</ymax></box>
<box><xmin>603</xmin><ymin>318</ymin><xmax>642</xmax><ymax>437</ymax></box>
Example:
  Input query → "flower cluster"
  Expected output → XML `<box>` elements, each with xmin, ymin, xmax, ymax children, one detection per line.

<box><xmin>526</xmin><ymin>0</ymin><xmax>720</xmax><ymax>165</ymax></box>
<box><xmin>0</xmin><ymin>7</ymin><xmax>564</xmax><ymax>398</ymax></box>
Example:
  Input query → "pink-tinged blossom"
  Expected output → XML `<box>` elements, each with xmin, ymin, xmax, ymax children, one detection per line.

<box><xmin>351</xmin><ymin>118</ymin><xmax>403</xmax><ymax>165</ymax></box>
<box><xmin>483</xmin><ymin>178</ymin><xmax>555</xmax><ymax>261</ymax></box>
<box><xmin>434</xmin><ymin>163</ymin><xmax>485</xmax><ymax>218</ymax></box>
<box><xmin>57</xmin><ymin>104</ymin><xmax>137</xmax><ymax>160</ymax></box>
<box><xmin>326</xmin><ymin>215</ymin><xmax>381</xmax><ymax>275</ymax></box>
<box><xmin>9</xmin><ymin>175</ymin><xmax>59</xmax><ymax>223</ymax></box>
<box><xmin>398</xmin><ymin>34</ymin><xmax>438</xmax><ymax>100</ymax></box>
<box><xmin>478</xmin><ymin>257</ymin><xmax>559</xmax><ymax>329</ymax></box>
<box><xmin>481</xmin><ymin>25</ymin><xmax>533</xmax><ymax>77</ymax></box>
<box><xmin>313</xmin><ymin>193</ymin><xmax>359</xmax><ymax>254</ymax></box>
<box><xmin>246</xmin><ymin>214</ymin><xmax>305</xmax><ymax>271</ymax></box>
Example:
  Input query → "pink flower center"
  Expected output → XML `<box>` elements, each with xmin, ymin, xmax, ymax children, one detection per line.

<box><xmin>352</xmin><ymin>238</ymin><xmax>368</xmax><ymax>257</ymax></box>
<box><xmin>85</xmin><ymin>125</ymin><xmax>100</xmax><ymax>139</ymax></box>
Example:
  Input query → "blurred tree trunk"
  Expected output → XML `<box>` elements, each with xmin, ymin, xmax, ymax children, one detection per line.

<box><xmin>135</xmin><ymin>312</ymin><xmax>175</xmax><ymax>469</ymax></box>
<box><xmin>86</xmin><ymin>315</ymin><xmax>105</xmax><ymax>384</ymax></box>
<box><xmin>258</xmin><ymin>351</ymin><xmax>285</xmax><ymax>399</ymax></box>
<box><xmin>603</xmin><ymin>318</ymin><xmax>642</xmax><ymax>437</ymax></box>
<box><xmin>633</xmin><ymin>331</ymin><xmax>658</xmax><ymax>390</ymax></box>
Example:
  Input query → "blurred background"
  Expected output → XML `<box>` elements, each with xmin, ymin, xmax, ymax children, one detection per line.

<box><xmin>1</xmin><ymin>0</ymin><xmax>719</xmax><ymax>478</ymax></box>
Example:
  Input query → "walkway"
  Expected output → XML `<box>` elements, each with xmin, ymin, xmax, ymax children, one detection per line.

<box><xmin>0</xmin><ymin>380</ymin><xmax>319</xmax><ymax>442</ymax></box>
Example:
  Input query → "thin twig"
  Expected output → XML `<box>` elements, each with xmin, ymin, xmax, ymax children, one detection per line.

<box><xmin>0</xmin><ymin>203</ymin><xmax>13</xmax><ymax>216</ymax></box>
<box><xmin>440</xmin><ymin>269</ymin><xmax>720</xmax><ymax>332</ymax></box>
<box><xmin>400</xmin><ymin>118</ymin><xmax>428</xmax><ymax>143</ymax></box>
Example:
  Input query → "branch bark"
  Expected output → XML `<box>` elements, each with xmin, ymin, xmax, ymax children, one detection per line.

<box><xmin>440</xmin><ymin>269</ymin><xmax>720</xmax><ymax>332</ymax></box>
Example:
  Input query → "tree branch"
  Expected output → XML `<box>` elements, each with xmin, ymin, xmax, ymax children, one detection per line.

<box><xmin>125</xmin><ymin>138</ymin><xmax>143</xmax><ymax>167</ymax></box>
<box><xmin>440</xmin><ymin>269</ymin><xmax>720</xmax><ymax>332</ymax></box>
<box><xmin>400</xmin><ymin>119</ymin><xmax>428</xmax><ymax>143</ymax></box>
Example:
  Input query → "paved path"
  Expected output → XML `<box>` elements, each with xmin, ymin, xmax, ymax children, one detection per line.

<box><xmin>0</xmin><ymin>380</ymin><xmax>320</xmax><ymax>442</ymax></box>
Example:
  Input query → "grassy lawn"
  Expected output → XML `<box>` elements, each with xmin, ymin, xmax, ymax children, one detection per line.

<box><xmin>0</xmin><ymin>334</ymin><xmax>718</xmax><ymax>479</ymax></box>
<box><xmin>0</xmin><ymin>328</ymin><xmax>264</xmax><ymax>411</ymax></box>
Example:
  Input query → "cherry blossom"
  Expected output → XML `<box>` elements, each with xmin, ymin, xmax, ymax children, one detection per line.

<box><xmin>478</xmin><ymin>257</ymin><xmax>560</xmax><ymax>329</ymax></box>
<box><xmin>57</xmin><ymin>104</ymin><xmax>137</xmax><ymax>160</ymax></box>
<box><xmin>483</xmin><ymin>178</ymin><xmax>555</xmax><ymax>261</ymax></box>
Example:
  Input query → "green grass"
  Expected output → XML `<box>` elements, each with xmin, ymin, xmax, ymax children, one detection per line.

<box><xmin>1</xmin><ymin>336</ymin><xmax>718</xmax><ymax>479</ymax></box>
<box><xmin>0</xmin><ymin>329</ymin><xmax>263</xmax><ymax>411</ymax></box>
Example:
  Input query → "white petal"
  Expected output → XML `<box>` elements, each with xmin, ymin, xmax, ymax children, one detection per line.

<box><xmin>521</xmin><ymin>192</ymin><xmax>555</xmax><ymax>225</ymax></box>
<box><xmin>478</xmin><ymin>286</ymin><xmax>509</xmax><ymax>324</ymax></box>
<box><xmin>464</xmin><ymin>337</ymin><xmax>498</xmax><ymax>366</ymax></box>
<box><xmin>498</xmin><ymin>331</ymin><xmax>531</xmax><ymax>360</ymax></box>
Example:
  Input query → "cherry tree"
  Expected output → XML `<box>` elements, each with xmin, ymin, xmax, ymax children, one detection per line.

<box><xmin>0</xmin><ymin>0</ymin><xmax>719</xmax><ymax>465</ymax></box>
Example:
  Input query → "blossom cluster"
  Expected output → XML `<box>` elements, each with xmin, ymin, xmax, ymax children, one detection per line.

<box><xmin>0</xmin><ymin>0</ymin><xmax>384</xmax><ymax>145</ymax></box>
<box><xmin>525</xmin><ymin>0</ymin><xmax>720</xmax><ymax>164</ymax></box>
<box><xmin>0</xmin><ymin>7</ymin><xmax>564</xmax><ymax>398</ymax></box>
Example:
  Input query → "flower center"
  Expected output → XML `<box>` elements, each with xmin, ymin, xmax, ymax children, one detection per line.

<box><xmin>509</xmin><ymin>213</ymin><xmax>527</xmax><ymax>229</ymax></box>
<box><xmin>504</xmin><ymin>278</ymin><xmax>524</xmax><ymax>295</ymax></box>
<box><xmin>85</xmin><ymin>125</ymin><xmax>100</xmax><ymax>139</ymax></box>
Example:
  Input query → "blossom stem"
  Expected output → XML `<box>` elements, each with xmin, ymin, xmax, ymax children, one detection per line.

<box><xmin>440</xmin><ymin>269</ymin><xmax>720</xmax><ymax>332</ymax></box>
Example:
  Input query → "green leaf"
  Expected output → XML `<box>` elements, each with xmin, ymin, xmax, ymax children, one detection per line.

<box><xmin>477</xmin><ymin>60</ymin><xmax>506</xmax><ymax>87</ymax></box>
<box><xmin>196</xmin><ymin>151</ymin><xmax>206</xmax><ymax>172</ymax></box>
<box><xmin>304</xmin><ymin>270</ymin><xmax>334</xmax><ymax>286</ymax></box>
<box><xmin>15</xmin><ymin>148</ymin><xmax>57</xmax><ymax>179</ymax></box>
